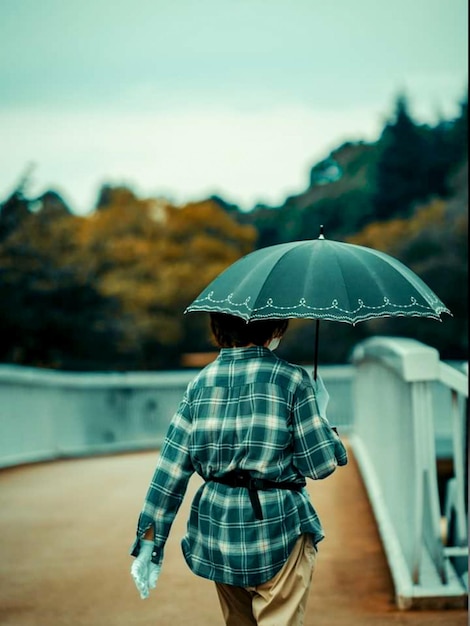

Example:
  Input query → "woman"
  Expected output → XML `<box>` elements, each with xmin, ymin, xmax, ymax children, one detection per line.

<box><xmin>130</xmin><ymin>313</ymin><xmax>348</xmax><ymax>626</ymax></box>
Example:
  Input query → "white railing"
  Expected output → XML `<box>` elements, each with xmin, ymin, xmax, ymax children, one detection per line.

<box><xmin>0</xmin><ymin>363</ymin><xmax>354</xmax><ymax>468</ymax></box>
<box><xmin>0</xmin><ymin>366</ymin><xmax>197</xmax><ymax>467</ymax></box>
<box><xmin>350</xmin><ymin>337</ymin><xmax>468</xmax><ymax>609</ymax></box>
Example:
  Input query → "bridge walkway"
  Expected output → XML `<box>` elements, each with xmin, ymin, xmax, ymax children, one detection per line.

<box><xmin>0</xmin><ymin>445</ymin><xmax>467</xmax><ymax>626</ymax></box>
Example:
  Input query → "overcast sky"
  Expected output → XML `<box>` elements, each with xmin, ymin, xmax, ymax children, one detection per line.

<box><xmin>0</xmin><ymin>0</ymin><xmax>468</xmax><ymax>213</ymax></box>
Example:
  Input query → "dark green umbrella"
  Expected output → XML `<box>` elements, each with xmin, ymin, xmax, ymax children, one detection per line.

<box><xmin>185</xmin><ymin>229</ymin><xmax>451</xmax><ymax>378</ymax></box>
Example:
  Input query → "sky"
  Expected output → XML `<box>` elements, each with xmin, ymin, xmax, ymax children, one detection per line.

<box><xmin>0</xmin><ymin>0</ymin><xmax>468</xmax><ymax>214</ymax></box>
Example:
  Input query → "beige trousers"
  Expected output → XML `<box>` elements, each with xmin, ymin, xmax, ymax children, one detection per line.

<box><xmin>215</xmin><ymin>534</ymin><xmax>317</xmax><ymax>626</ymax></box>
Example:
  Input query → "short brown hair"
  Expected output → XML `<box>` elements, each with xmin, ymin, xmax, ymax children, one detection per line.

<box><xmin>210</xmin><ymin>313</ymin><xmax>288</xmax><ymax>348</ymax></box>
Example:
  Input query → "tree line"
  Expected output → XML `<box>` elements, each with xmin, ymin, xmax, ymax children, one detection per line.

<box><xmin>0</xmin><ymin>95</ymin><xmax>467</xmax><ymax>370</ymax></box>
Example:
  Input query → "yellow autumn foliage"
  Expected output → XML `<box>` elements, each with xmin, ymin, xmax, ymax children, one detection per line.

<box><xmin>346</xmin><ymin>199</ymin><xmax>447</xmax><ymax>256</ymax></box>
<box><xmin>66</xmin><ymin>190</ymin><xmax>256</xmax><ymax>346</ymax></box>
<box><xmin>0</xmin><ymin>186</ymin><xmax>257</xmax><ymax>357</ymax></box>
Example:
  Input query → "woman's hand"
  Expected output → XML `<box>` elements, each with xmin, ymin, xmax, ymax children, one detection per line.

<box><xmin>130</xmin><ymin>540</ymin><xmax>161</xmax><ymax>599</ymax></box>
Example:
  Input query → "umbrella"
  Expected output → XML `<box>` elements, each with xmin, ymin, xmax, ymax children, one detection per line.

<box><xmin>185</xmin><ymin>228</ymin><xmax>451</xmax><ymax>379</ymax></box>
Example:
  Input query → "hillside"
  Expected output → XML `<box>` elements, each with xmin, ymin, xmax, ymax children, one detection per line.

<box><xmin>238</xmin><ymin>140</ymin><xmax>380</xmax><ymax>247</ymax></box>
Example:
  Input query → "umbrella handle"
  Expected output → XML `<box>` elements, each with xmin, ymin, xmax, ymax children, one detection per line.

<box><xmin>313</xmin><ymin>319</ymin><xmax>320</xmax><ymax>382</ymax></box>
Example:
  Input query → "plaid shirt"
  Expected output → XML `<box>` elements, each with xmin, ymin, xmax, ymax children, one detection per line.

<box><xmin>131</xmin><ymin>346</ymin><xmax>348</xmax><ymax>586</ymax></box>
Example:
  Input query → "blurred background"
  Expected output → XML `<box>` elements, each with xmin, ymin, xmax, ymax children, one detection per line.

<box><xmin>0</xmin><ymin>0</ymin><xmax>467</xmax><ymax>371</ymax></box>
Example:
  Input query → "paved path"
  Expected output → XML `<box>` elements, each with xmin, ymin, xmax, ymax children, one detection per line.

<box><xmin>0</xmin><ymin>447</ymin><xmax>467</xmax><ymax>626</ymax></box>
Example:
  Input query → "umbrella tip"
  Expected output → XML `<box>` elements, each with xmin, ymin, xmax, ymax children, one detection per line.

<box><xmin>318</xmin><ymin>225</ymin><xmax>325</xmax><ymax>240</ymax></box>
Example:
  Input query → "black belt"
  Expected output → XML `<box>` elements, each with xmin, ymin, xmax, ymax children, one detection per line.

<box><xmin>207</xmin><ymin>470</ymin><xmax>305</xmax><ymax>520</ymax></box>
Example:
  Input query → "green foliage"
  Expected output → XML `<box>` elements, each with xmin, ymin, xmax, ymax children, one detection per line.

<box><xmin>347</xmin><ymin>197</ymin><xmax>468</xmax><ymax>360</ymax></box>
<box><xmin>372</xmin><ymin>95</ymin><xmax>468</xmax><ymax>221</ymax></box>
<box><xmin>298</xmin><ymin>190</ymin><xmax>375</xmax><ymax>241</ymax></box>
<box><xmin>373</xmin><ymin>96</ymin><xmax>432</xmax><ymax>219</ymax></box>
<box><xmin>244</xmin><ymin>141</ymin><xmax>380</xmax><ymax>245</ymax></box>
<box><xmin>0</xmin><ymin>191</ymin><xmax>30</xmax><ymax>242</ymax></box>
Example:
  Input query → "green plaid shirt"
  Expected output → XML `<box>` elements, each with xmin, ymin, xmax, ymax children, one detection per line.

<box><xmin>131</xmin><ymin>346</ymin><xmax>348</xmax><ymax>586</ymax></box>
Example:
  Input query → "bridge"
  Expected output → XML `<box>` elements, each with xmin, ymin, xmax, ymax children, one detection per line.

<box><xmin>0</xmin><ymin>337</ymin><xmax>468</xmax><ymax>624</ymax></box>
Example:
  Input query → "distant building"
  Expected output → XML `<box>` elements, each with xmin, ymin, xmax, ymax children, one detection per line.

<box><xmin>309</xmin><ymin>158</ymin><xmax>343</xmax><ymax>186</ymax></box>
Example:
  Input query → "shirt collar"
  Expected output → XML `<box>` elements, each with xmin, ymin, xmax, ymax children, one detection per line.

<box><xmin>217</xmin><ymin>346</ymin><xmax>272</xmax><ymax>361</ymax></box>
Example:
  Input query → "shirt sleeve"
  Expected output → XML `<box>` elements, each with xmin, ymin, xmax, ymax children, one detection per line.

<box><xmin>130</xmin><ymin>391</ymin><xmax>194</xmax><ymax>564</ymax></box>
<box><xmin>291</xmin><ymin>371</ymin><xmax>348</xmax><ymax>480</ymax></box>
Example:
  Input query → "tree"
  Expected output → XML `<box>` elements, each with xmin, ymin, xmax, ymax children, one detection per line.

<box><xmin>447</xmin><ymin>94</ymin><xmax>468</xmax><ymax>168</ymax></box>
<box><xmin>0</xmin><ymin>208</ymin><xmax>123</xmax><ymax>369</ymax></box>
<box><xmin>347</xmin><ymin>196</ymin><xmax>467</xmax><ymax>361</ymax></box>
<box><xmin>0</xmin><ymin>185</ymin><xmax>257</xmax><ymax>370</ymax></box>
<box><xmin>373</xmin><ymin>96</ymin><xmax>432</xmax><ymax>220</ymax></box>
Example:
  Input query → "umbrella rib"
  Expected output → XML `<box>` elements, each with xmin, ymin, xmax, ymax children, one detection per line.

<box><xmin>249</xmin><ymin>242</ymin><xmax>304</xmax><ymax>316</ymax></box>
<box><xmin>327</xmin><ymin>242</ymin><xmax>358</xmax><ymax>322</ymax></box>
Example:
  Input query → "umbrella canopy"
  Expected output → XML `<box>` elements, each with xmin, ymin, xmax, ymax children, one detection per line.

<box><xmin>185</xmin><ymin>232</ymin><xmax>451</xmax><ymax>379</ymax></box>
<box><xmin>185</xmin><ymin>235</ymin><xmax>451</xmax><ymax>324</ymax></box>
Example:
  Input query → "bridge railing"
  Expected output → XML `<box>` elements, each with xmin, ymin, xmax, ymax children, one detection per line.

<box><xmin>0</xmin><ymin>366</ymin><xmax>196</xmax><ymax>467</ymax></box>
<box><xmin>0</xmin><ymin>363</ymin><xmax>354</xmax><ymax>469</ymax></box>
<box><xmin>350</xmin><ymin>336</ymin><xmax>468</xmax><ymax>609</ymax></box>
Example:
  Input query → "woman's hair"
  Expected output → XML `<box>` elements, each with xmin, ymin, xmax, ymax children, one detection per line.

<box><xmin>210</xmin><ymin>313</ymin><xmax>288</xmax><ymax>348</ymax></box>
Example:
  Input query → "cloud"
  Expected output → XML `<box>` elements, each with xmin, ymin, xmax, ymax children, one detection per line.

<box><xmin>0</xmin><ymin>103</ymin><xmax>386</xmax><ymax>213</ymax></box>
